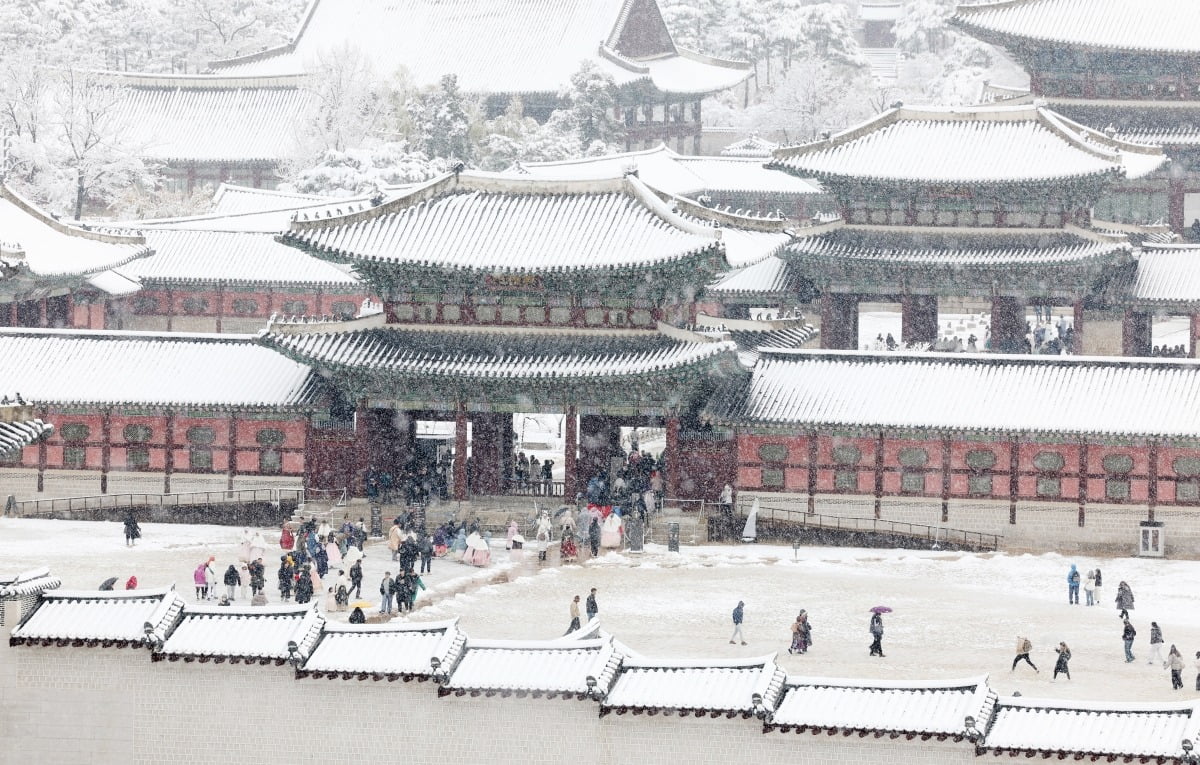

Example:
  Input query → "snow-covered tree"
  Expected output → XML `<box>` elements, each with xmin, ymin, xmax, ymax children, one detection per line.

<box><xmin>894</xmin><ymin>0</ymin><xmax>956</xmax><ymax>56</ymax></box>
<box><xmin>408</xmin><ymin>74</ymin><xmax>477</xmax><ymax>163</ymax></box>
<box><xmin>281</xmin><ymin>142</ymin><xmax>447</xmax><ymax>197</ymax></box>
<box><xmin>750</xmin><ymin>57</ymin><xmax>876</xmax><ymax>144</ymax></box>
<box><xmin>562</xmin><ymin>61</ymin><xmax>623</xmax><ymax>153</ymax></box>
<box><xmin>658</xmin><ymin>0</ymin><xmax>727</xmax><ymax>54</ymax></box>
<box><xmin>297</xmin><ymin>43</ymin><xmax>388</xmax><ymax>155</ymax></box>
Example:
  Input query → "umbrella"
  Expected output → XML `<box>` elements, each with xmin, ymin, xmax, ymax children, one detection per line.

<box><xmin>98</xmin><ymin>577</ymin><xmax>118</xmax><ymax>591</ymax></box>
<box><xmin>553</xmin><ymin>505</ymin><xmax>572</xmax><ymax>518</ymax></box>
<box><xmin>349</xmin><ymin>600</ymin><xmax>373</xmax><ymax>610</ymax></box>
<box><xmin>870</xmin><ymin>606</ymin><xmax>893</xmax><ymax>614</ymax></box>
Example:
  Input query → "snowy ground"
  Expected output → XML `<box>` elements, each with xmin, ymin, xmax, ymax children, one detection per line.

<box><xmin>2</xmin><ymin>516</ymin><xmax>1195</xmax><ymax>704</ymax></box>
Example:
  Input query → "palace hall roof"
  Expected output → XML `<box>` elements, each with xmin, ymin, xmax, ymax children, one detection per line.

<box><xmin>711</xmin><ymin>349</ymin><xmax>1200</xmax><ymax>439</ymax></box>
<box><xmin>770</xmin><ymin>105</ymin><xmax>1165</xmax><ymax>185</ymax></box>
<box><xmin>107</xmin><ymin>73</ymin><xmax>311</xmax><ymax>165</ymax></box>
<box><xmin>122</xmin><ymin>230</ymin><xmax>360</xmax><ymax>287</ymax></box>
<box><xmin>706</xmin><ymin>256</ymin><xmax>799</xmax><ymax>297</ymax></box>
<box><xmin>0</xmin><ymin>328</ymin><xmax>323</xmax><ymax>409</ymax></box>
<box><xmin>0</xmin><ymin>186</ymin><xmax>151</xmax><ymax>283</ymax></box>
<box><xmin>210</xmin><ymin>184</ymin><xmax>327</xmax><ymax>216</ymax></box>
<box><xmin>261</xmin><ymin>326</ymin><xmax>737</xmax><ymax>383</ymax></box>
<box><xmin>210</xmin><ymin>0</ymin><xmax>749</xmax><ymax>97</ymax></box>
<box><xmin>1117</xmin><ymin>245</ymin><xmax>1200</xmax><ymax>307</ymax></box>
<box><xmin>952</xmin><ymin>0</ymin><xmax>1200</xmax><ymax>56</ymax></box>
<box><xmin>720</xmin><ymin>134</ymin><xmax>779</xmax><ymax>158</ymax></box>
<box><xmin>281</xmin><ymin>172</ymin><xmax>728</xmax><ymax>273</ymax></box>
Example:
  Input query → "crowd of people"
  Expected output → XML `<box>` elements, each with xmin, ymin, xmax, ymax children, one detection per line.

<box><xmin>365</xmin><ymin>457</ymin><xmax>451</xmax><ymax>506</ymax></box>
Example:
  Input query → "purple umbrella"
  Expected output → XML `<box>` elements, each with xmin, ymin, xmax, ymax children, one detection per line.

<box><xmin>870</xmin><ymin>606</ymin><xmax>893</xmax><ymax>614</ymax></box>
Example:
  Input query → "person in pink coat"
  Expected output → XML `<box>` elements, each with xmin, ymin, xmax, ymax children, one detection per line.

<box><xmin>193</xmin><ymin>557</ymin><xmax>213</xmax><ymax>600</ymax></box>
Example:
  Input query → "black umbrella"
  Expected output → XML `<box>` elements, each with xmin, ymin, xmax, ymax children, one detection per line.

<box><xmin>98</xmin><ymin>577</ymin><xmax>118</xmax><ymax>591</ymax></box>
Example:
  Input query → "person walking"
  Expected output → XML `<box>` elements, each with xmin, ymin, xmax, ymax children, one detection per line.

<box><xmin>1193</xmin><ymin>651</ymin><xmax>1200</xmax><ymax>692</ymax></box>
<box><xmin>349</xmin><ymin>558</ymin><xmax>363</xmax><ymax>599</ymax></box>
<box><xmin>405</xmin><ymin>571</ymin><xmax>426</xmax><ymax>610</ymax></box>
<box><xmin>1093</xmin><ymin>567</ymin><xmax>1104</xmax><ymax>607</ymax></box>
<box><xmin>586</xmin><ymin>588</ymin><xmax>599</xmax><ymax>621</ymax></box>
<box><xmin>193</xmin><ymin>560</ymin><xmax>209</xmax><ymax>601</ymax></box>
<box><xmin>223</xmin><ymin>564</ymin><xmax>241</xmax><ymax>602</ymax></box>
<box><xmin>1148</xmin><ymin>622</ymin><xmax>1166</xmax><ymax>666</ymax></box>
<box><xmin>1052</xmin><ymin>642</ymin><xmax>1072</xmax><ymax>681</ymax></box>
<box><xmin>869</xmin><ymin>612</ymin><xmax>885</xmax><ymax>657</ymax></box>
<box><xmin>278</xmin><ymin>555</ymin><xmax>294</xmax><ymax>602</ymax></box>
<box><xmin>1012</xmin><ymin>636</ymin><xmax>1038</xmax><ymax>673</ymax></box>
<box><xmin>204</xmin><ymin>558</ymin><xmax>218</xmax><ymax>601</ymax></box>
<box><xmin>1168</xmin><ymin>645</ymin><xmax>1185</xmax><ymax>690</ymax></box>
<box><xmin>379</xmin><ymin>571</ymin><xmax>394</xmax><ymax>614</ymax></box>
<box><xmin>123</xmin><ymin>512</ymin><xmax>141</xmax><ymax>547</ymax></box>
<box><xmin>588</xmin><ymin>517</ymin><xmax>601</xmax><ymax>558</ymax></box>
<box><xmin>419</xmin><ymin>534</ymin><xmax>433</xmax><ymax>574</ymax></box>
<box><xmin>248</xmin><ymin>557</ymin><xmax>266</xmax><ymax>597</ymax></box>
<box><xmin>393</xmin><ymin>571</ymin><xmax>410</xmax><ymax>613</ymax></box>
<box><xmin>730</xmin><ymin>601</ymin><xmax>746</xmax><ymax>645</ymax></box>
<box><xmin>565</xmin><ymin>595</ymin><xmax>581</xmax><ymax>635</ymax></box>
<box><xmin>1066</xmin><ymin>564</ymin><xmax>1080</xmax><ymax>605</ymax></box>
<box><xmin>789</xmin><ymin>611</ymin><xmax>812</xmax><ymax>655</ymax></box>
<box><xmin>1122</xmin><ymin>617</ymin><xmax>1137</xmax><ymax>662</ymax></box>
<box><xmin>1084</xmin><ymin>570</ymin><xmax>1096</xmax><ymax>606</ymax></box>
<box><xmin>1116</xmin><ymin>581</ymin><xmax>1135</xmax><ymax>618</ymax></box>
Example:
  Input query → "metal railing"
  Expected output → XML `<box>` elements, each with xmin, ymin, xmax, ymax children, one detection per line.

<box><xmin>502</xmin><ymin>478</ymin><xmax>564</xmax><ymax>497</ymax></box>
<box><xmin>12</xmin><ymin>487</ymin><xmax>304</xmax><ymax>517</ymax></box>
<box><xmin>747</xmin><ymin>500</ymin><xmax>1003</xmax><ymax>551</ymax></box>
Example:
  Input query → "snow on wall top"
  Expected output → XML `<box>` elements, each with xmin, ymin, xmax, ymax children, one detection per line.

<box><xmin>769</xmin><ymin>675</ymin><xmax>994</xmax><ymax>735</ymax></box>
<box><xmin>714</xmin><ymin>350</ymin><xmax>1200</xmax><ymax>438</ymax></box>
<box><xmin>123</xmin><ymin>230</ymin><xmax>360</xmax><ymax>287</ymax></box>
<box><xmin>0</xmin><ymin>189</ymin><xmax>150</xmax><ymax>278</ymax></box>
<box><xmin>157</xmin><ymin>604</ymin><xmax>322</xmax><ymax>661</ymax></box>
<box><xmin>210</xmin><ymin>0</ymin><xmax>748</xmax><ymax>96</ymax></box>
<box><xmin>11</xmin><ymin>587</ymin><xmax>185</xmax><ymax>644</ymax></box>
<box><xmin>282</xmin><ymin>172</ymin><xmax>726</xmax><ymax>273</ymax></box>
<box><xmin>770</xmin><ymin>105</ymin><xmax>1165</xmax><ymax>184</ymax></box>
<box><xmin>0</xmin><ymin>567</ymin><xmax>61</xmax><ymax>599</ymax></box>
<box><xmin>602</xmin><ymin>656</ymin><xmax>786</xmax><ymax>713</ymax></box>
<box><xmin>953</xmin><ymin>0</ymin><xmax>1200</xmax><ymax>55</ymax></box>
<box><xmin>301</xmin><ymin>619</ymin><xmax>465</xmax><ymax>676</ymax></box>
<box><xmin>0</xmin><ymin>418</ymin><xmax>53</xmax><ymax>456</ymax></box>
<box><xmin>0</xmin><ymin>329</ymin><xmax>322</xmax><ymax>409</ymax></box>
<box><xmin>445</xmin><ymin>637</ymin><xmax>621</xmax><ymax>694</ymax></box>
<box><xmin>982</xmin><ymin>697</ymin><xmax>1199</xmax><ymax>758</ymax></box>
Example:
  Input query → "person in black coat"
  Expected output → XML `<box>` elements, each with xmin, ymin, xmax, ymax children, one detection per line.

<box><xmin>248</xmin><ymin>558</ymin><xmax>266</xmax><ymax>596</ymax></box>
<box><xmin>123</xmin><ymin>512</ymin><xmax>141</xmax><ymax>547</ymax></box>
<box><xmin>294</xmin><ymin>566</ymin><xmax>313</xmax><ymax>604</ymax></box>
<box><xmin>399</xmin><ymin>537</ymin><xmax>418</xmax><ymax>573</ymax></box>
<box><xmin>349</xmin><ymin>559</ymin><xmax>363</xmax><ymax>599</ymax></box>
<box><xmin>223</xmin><ymin>564</ymin><xmax>241</xmax><ymax>601</ymax></box>
<box><xmin>586</xmin><ymin>588</ymin><xmax>599</xmax><ymax>621</ymax></box>
<box><xmin>588</xmin><ymin>518</ymin><xmax>601</xmax><ymax>557</ymax></box>
<box><xmin>278</xmin><ymin>556</ymin><xmax>294</xmax><ymax>601</ymax></box>
<box><xmin>393</xmin><ymin>572</ymin><xmax>411</xmax><ymax>612</ymax></box>
<box><xmin>418</xmin><ymin>535</ymin><xmax>433</xmax><ymax>573</ymax></box>
<box><xmin>349</xmin><ymin>606</ymin><xmax>366</xmax><ymax>624</ymax></box>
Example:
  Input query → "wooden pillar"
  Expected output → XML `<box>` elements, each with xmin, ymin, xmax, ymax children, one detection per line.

<box><xmin>1008</xmin><ymin>437</ymin><xmax>1019</xmax><ymax>525</ymax></box>
<box><xmin>1077</xmin><ymin>441</ymin><xmax>1087</xmax><ymax>528</ymax></box>
<box><xmin>215</xmin><ymin>283</ymin><xmax>224</xmax><ymax>333</ymax></box>
<box><xmin>36</xmin><ymin>405</ymin><xmax>47</xmax><ymax>493</ymax></box>
<box><xmin>1148</xmin><ymin>440</ymin><xmax>1159</xmax><ymax>523</ymax></box>
<box><xmin>940</xmin><ymin>434</ymin><xmax>952</xmax><ymax>523</ymax></box>
<box><xmin>469</xmin><ymin>412</ymin><xmax>502</xmax><ymax>494</ymax></box>
<box><xmin>454</xmin><ymin>401</ymin><xmax>468</xmax><ymax>501</ymax></box>
<box><xmin>820</xmin><ymin>293</ymin><xmax>859</xmax><ymax>350</ymax></box>
<box><xmin>901</xmin><ymin>294</ymin><xmax>939</xmax><ymax>347</ymax></box>
<box><xmin>37</xmin><ymin>298</ymin><xmax>47</xmax><ymax>328</ymax></box>
<box><xmin>806</xmin><ymin>430</ymin><xmax>818</xmax><ymax>514</ymax></box>
<box><xmin>873</xmin><ymin>431</ymin><xmax>884</xmax><ymax>519</ymax></box>
<box><xmin>563</xmin><ymin>405</ymin><xmax>578</xmax><ymax>499</ymax></box>
<box><xmin>6</xmin><ymin>302</ymin><xmax>15</xmax><ymax>327</ymax></box>
<box><xmin>989</xmin><ymin>296</ymin><xmax>1026</xmax><ymax>353</ymax></box>
<box><xmin>100</xmin><ymin>409</ymin><xmax>112</xmax><ymax>495</ymax></box>
<box><xmin>1122</xmin><ymin>309</ymin><xmax>1152</xmax><ymax>357</ymax></box>
<box><xmin>665</xmin><ymin>415</ymin><xmax>680</xmax><ymax>499</ymax></box>
<box><xmin>1191</xmin><ymin>313</ymin><xmax>1200</xmax><ymax>358</ymax></box>
<box><xmin>1169</xmin><ymin>177</ymin><xmax>1186</xmax><ymax>234</ymax></box>
<box><xmin>353</xmin><ymin>401</ymin><xmax>369</xmax><ymax>496</ymax></box>
<box><xmin>227</xmin><ymin>411</ymin><xmax>238</xmax><ymax>491</ymax></box>
<box><xmin>165</xmin><ymin>288</ymin><xmax>174</xmax><ymax>332</ymax></box>
<box><xmin>163</xmin><ymin>410</ymin><xmax>175</xmax><ymax>495</ymax></box>
<box><xmin>1072</xmin><ymin>300</ymin><xmax>1085</xmax><ymax>355</ymax></box>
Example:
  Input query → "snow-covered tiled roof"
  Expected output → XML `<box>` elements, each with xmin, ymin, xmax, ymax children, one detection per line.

<box><xmin>720</xmin><ymin>134</ymin><xmax>779</xmax><ymax>158</ymax></box>
<box><xmin>707</xmin><ymin>256</ymin><xmax>797</xmax><ymax>296</ymax></box>
<box><xmin>0</xmin><ymin>328</ymin><xmax>323</xmax><ymax>409</ymax></box>
<box><xmin>11</xmin><ymin>587</ymin><xmax>185</xmax><ymax>646</ymax></box>
<box><xmin>0</xmin><ymin>567</ymin><xmax>61</xmax><ymax>599</ymax></box>
<box><xmin>109</xmin><ymin>74</ymin><xmax>311</xmax><ymax>164</ymax></box>
<box><xmin>0</xmin><ymin>187</ymin><xmax>151</xmax><ymax>278</ymax></box>
<box><xmin>211</xmin><ymin>0</ymin><xmax>748</xmax><ymax>96</ymax></box>
<box><xmin>156</xmin><ymin>604</ymin><xmax>321</xmax><ymax>662</ymax></box>
<box><xmin>769</xmin><ymin>676</ymin><xmax>994</xmax><ymax>736</ymax></box>
<box><xmin>123</xmin><ymin>230</ymin><xmax>360</xmax><ymax>286</ymax></box>
<box><xmin>602</xmin><ymin>656</ymin><xmax>785</xmax><ymax>714</ymax></box>
<box><xmin>301</xmin><ymin>619</ymin><xmax>465</xmax><ymax>678</ymax></box>
<box><xmin>443</xmin><ymin>637</ymin><xmax>621</xmax><ymax>696</ymax></box>
<box><xmin>770</xmin><ymin>105</ymin><xmax>1166</xmax><ymax>184</ymax></box>
<box><xmin>1124</xmin><ymin>245</ymin><xmax>1200</xmax><ymax>305</ymax></box>
<box><xmin>788</xmin><ymin>230</ymin><xmax>1131</xmax><ymax>267</ymax></box>
<box><xmin>1117</xmin><ymin>128</ymin><xmax>1200</xmax><ymax>148</ymax></box>
<box><xmin>712</xmin><ymin>350</ymin><xmax>1200</xmax><ymax>438</ymax></box>
<box><xmin>675</xmin><ymin>157</ymin><xmax>823</xmax><ymax>197</ymax></box>
<box><xmin>282</xmin><ymin>172</ymin><xmax>725</xmax><ymax>273</ymax></box>
<box><xmin>981</xmin><ymin>697</ymin><xmax>1199</xmax><ymax>759</ymax></box>
<box><xmin>210</xmin><ymin>184</ymin><xmax>327</xmax><ymax>216</ymax></box>
<box><xmin>952</xmin><ymin>0</ymin><xmax>1200</xmax><ymax>55</ymax></box>
<box><xmin>263</xmin><ymin>327</ymin><xmax>736</xmax><ymax>381</ymax></box>
<box><xmin>0</xmin><ymin>417</ymin><xmax>52</xmax><ymax>455</ymax></box>
<box><xmin>85</xmin><ymin>269</ymin><xmax>142</xmax><ymax>296</ymax></box>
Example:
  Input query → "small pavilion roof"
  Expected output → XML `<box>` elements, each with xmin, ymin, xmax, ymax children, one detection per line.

<box><xmin>301</xmin><ymin>619</ymin><xmax>466</xmax><ymax>679</ymax></box>
<box><xmin>952</xmin><ymin>0</ymin><xmax>1200</xmax><ymax>56</ymax></box>
<box><xmin>123</xmin><ymin>230</ymin><xmax>360</xmax><ymax>287</ymax></box>
<box><xmin>710</xmin><ymin>349</ymin><xmax>1200</xmax><ymax>439</ymax></box>
<box><xmin>443</xmin><ymin>636</ymin><xmax>622</xmax><ymax>697</ymax></box>
<box><xmin>720</xmin><ymin>134</ymin><xmax>779</xmax><ymax>158</ymax></box>
<box><xmin>0</xmin><ymin>186</ymin><xmax>151</xmax><ymax>279</ymax></box>
<box><xmin>0</xmin><ymin>567</ymin><xmax>61</xmax><ymax>599</ymax></box>
<box><xmin>210</xmin><ymin>0</ymin><xmax>748</xmax><ymax>97</ymax></box>
<box><xmin>979</xmin><ymin>697</ymin><xmax>1200</xmax><ymax>760</ymax></box>
<box><xmin>281</xmin><ymin>171</ymin><xmax>727</xmax><ymax>273</ymax></box>
<box><xmin>104</xmin><ymin>72</ymin><xmax>311</xmax><ymax>165</ymax></box>
<box><xmin>602</xmin><ymin>655</ymin><xmax>786</xmax><ymax>715</ymax></box>
<box><xmin>768</xmin><ymin>675</ymin><xmax>995</xmax><ymax>737</ymax></box>
<box><xmin>262</xmin><ymin>326</ymin><xmax>736</xmax><ymax>382</ymax></box>
<box><xmin>770</xmin><ymin>105</ymin><xmax>1165</xmax><ymax>185</ymax></box>
<box><xmin>10</xmin><ymin>587</ymin><xmax>186</xmax><ymax>647</ymax></box>
<box><xmin>210</xmin><ymin>184</ymin><xmax>327</xmax><ymax>216</ymax></box>
<box><xmin>0</xmin><ymin>328</ymin><xmax>323</xmax><ymax>409</ymax></box>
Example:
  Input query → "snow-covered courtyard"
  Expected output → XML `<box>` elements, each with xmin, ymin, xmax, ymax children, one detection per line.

<box><xmin>4</xmin><ymin>516</ymin><xmax>1196</xmax><ymax>704</ymax></box>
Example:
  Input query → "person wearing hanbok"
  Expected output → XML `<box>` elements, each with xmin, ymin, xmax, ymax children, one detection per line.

<box><xmin>325</xmin><ymin>536</ymin><xmax>343</xmax><ymax>568</ymax></box>
<box><xmin>249</xmin><ymin>531</ymin><xmax>267</xmax><ymax>562</ymax></box>
<box><xmin>279</xmin><ymin>523</ymin><xmax>294</xmax><ymax>551</ymax></box>
<box><xmin>601</xmin><ymin>511</ymin><xmax>624</xmax><ymax>549</ymax></box>
<box><xmin>559</xmin><ymin>534</ymin><xmax>578</xmax><ymax>563</ymax></box>
<box><xmin>237</xmin><ymin>528</ymin><xmax>253</xmax><ymax>563</ymax></box>
<box><xmin>463</xmin><ymin>531</ymin><xmax>491</xmax><ymax>566</ymax></box>
<box><xmin>505</xmin><ymin>519</ymin><xmax>519</xmax><ymax>550</ymax></box>
<box><xmin>450</xmin><ymin>528</ymin><xmax>468</xmax><ymax>559</ymax></box>
<box><xmin>432</xmin><ymin>527</ymin><xmax>449</xmax><ymax>557</ymax></box>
